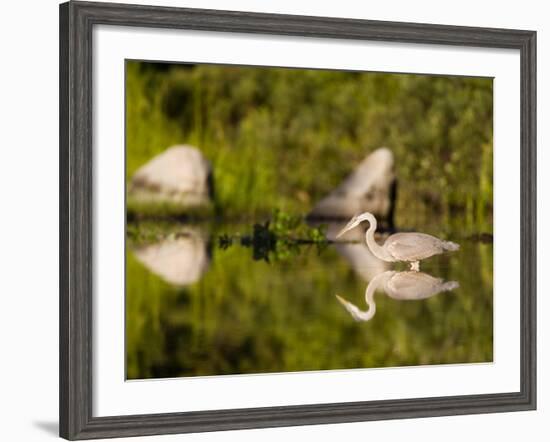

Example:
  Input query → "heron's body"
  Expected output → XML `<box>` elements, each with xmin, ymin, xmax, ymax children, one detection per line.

<box><xmin>382</xmin><ymin>232</ymin><xmax>459</xmax><ymax>262</ymax></box>
<box><xmin>336</xmin><ymin>212</ymin><xmax>459</xmax><ymax>270</ymax></box>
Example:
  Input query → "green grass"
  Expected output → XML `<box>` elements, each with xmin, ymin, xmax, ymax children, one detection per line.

<box><xmin>126</xmin><ymin>197</ymin><xmax>215</xmax><ymax>222</ymax></box>
<box><xmin>126</xmin><ymin>62</ymin><xmax>493</xmax><ymax>225</ymax></box>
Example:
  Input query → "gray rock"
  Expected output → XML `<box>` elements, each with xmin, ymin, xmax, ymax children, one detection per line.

<box><xmin>132</xmin><ymin>229</ymin><xmax>209</xmax><ymax>286</ymax></box>
<box><xmin>309</xmin><ymin>147</ymin><xmax>396</xmax><ymax>222</ymax></box>
<box><xmin>129</xmin><ymin>145</ymin><xmax>212</xmax><ymax>205</ymax></box>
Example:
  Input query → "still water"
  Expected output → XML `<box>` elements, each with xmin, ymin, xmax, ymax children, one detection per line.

<box><xmin>126</xmin><ymin>220</ymin><xmax>493</xmax><ymax>380</ymax></box>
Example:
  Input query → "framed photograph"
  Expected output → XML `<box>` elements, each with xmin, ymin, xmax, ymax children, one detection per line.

<box><xmin>59</xmin><ymin>1</ymin><xmax>536</xmax><ymax>439</ymax></box>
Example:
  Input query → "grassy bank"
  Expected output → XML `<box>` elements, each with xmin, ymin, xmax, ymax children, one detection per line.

<box><xmin>126</xmin><ymin>62</ymin><xmax>493</xmax><ymax>227</ymax></box>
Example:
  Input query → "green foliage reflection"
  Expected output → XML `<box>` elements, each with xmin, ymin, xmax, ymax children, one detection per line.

<box><xmin>126</xmin><ymin>231</ymin><xmax>492</xmax><ymax>379</ymax></box>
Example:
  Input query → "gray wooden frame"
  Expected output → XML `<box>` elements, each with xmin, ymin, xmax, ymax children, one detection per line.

<box><xmin>59</xmin><ymin>1</ymin><xmax>537</xmax><ymax>439</ymax></box>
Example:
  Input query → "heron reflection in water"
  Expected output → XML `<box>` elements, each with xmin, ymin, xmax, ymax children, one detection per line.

<box><xmin>336</xmin><ymin>212</ymin><xmax>459</xmax><ymax>271</ymax></box>
<box><xmin>336</xmin><ymin>270</ymin><xmax>459</xmax><ymax>322</ymax></box>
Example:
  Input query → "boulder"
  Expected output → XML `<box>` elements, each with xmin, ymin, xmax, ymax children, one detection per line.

<box><xmin>129</xmin><ymin>145</ymin><xmax>212</xmax><ymax>205</ymax></box>
<box><xmin>309</xmin><ymin>147</ymin><xmax>396</xmax><ymax>224</ymax></box>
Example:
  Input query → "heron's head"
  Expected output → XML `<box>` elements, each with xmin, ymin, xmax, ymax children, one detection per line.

<box><xmin>336</xmin><ymin>212</ymin><xmax>374</xmax><ymax>238</ymax></box>
<box><xmin>335</xmin><ymin>295</ymin><xmax>360</xmax><ymax>318</ymax></box>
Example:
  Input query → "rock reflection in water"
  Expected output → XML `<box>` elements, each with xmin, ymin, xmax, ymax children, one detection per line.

<box><xmin>325</xmin><ymin>222</ymin><xmax>390</xmax><ymax>281</ymax></box>
<box><xmin>132</xmin><ymin>229</ymin><xmax>209</xmax><ymax>286</ymax></box>
<box><xmin>336</xmin><ymin>270</ymin><xmax>459</xmax><ymax>323</ymax></box>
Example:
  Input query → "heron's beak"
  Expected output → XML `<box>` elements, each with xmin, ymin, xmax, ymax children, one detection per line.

<box><xmin>335</xmin><ymin>222</ymin><xmax>354</xmax><ymax>239</ymax></box>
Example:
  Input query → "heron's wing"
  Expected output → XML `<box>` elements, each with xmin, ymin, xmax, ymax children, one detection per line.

<box><xmin>385</xmin><ymin>233</ymin><xmax>444</xmax><ymax>261</ymax></box>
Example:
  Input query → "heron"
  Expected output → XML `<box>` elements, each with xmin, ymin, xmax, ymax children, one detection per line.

<box><xmin>336</xmin><ymin>212</ymin><xmax>459</xmax><ymax>271</ymax></box>
<box><xmin>336</xmin><ymin>270</ymin><xmax>459</xmax><ymax>322</ymax></box>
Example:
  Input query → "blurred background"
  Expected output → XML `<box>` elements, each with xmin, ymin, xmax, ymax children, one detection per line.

<box><xmin>125</xmin><ymin>61</ymin><xmax>493</xmax><ymax>380</ymax></box>
<box><xmin>126</xmin><ymin>61</ymin><xmax>493</xmax><ymax>225</ymax></box>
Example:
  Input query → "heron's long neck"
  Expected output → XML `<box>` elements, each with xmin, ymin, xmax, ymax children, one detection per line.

<box><xmin>363</xmin><ymin>214</ymin><xmax>391</xmax><ymax>261</ymax></box>
<box><xmin>361</xmin><ymin>280</ymin><xmax>378</xmax><ymax>321</ymax></box>
<box><xmin>352</xmin><ymin>271</ymin><xmax>392</xmax><ymax>321</ymax></box>
<box><xmin>338</xmin><ymin>271</ymin><xmax>393</xmax><ymax>322</ymax></box>
<box><xmin>353</xmin><ymin>279</ymin><xmax>378</xmax><ymax>322</ymax></box>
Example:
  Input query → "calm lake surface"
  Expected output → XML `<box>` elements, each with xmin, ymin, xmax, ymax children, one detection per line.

<box><xmin>126</xmin><ymin>219</ymin><xmax>493</xmax><ymax>380</ymax></box>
